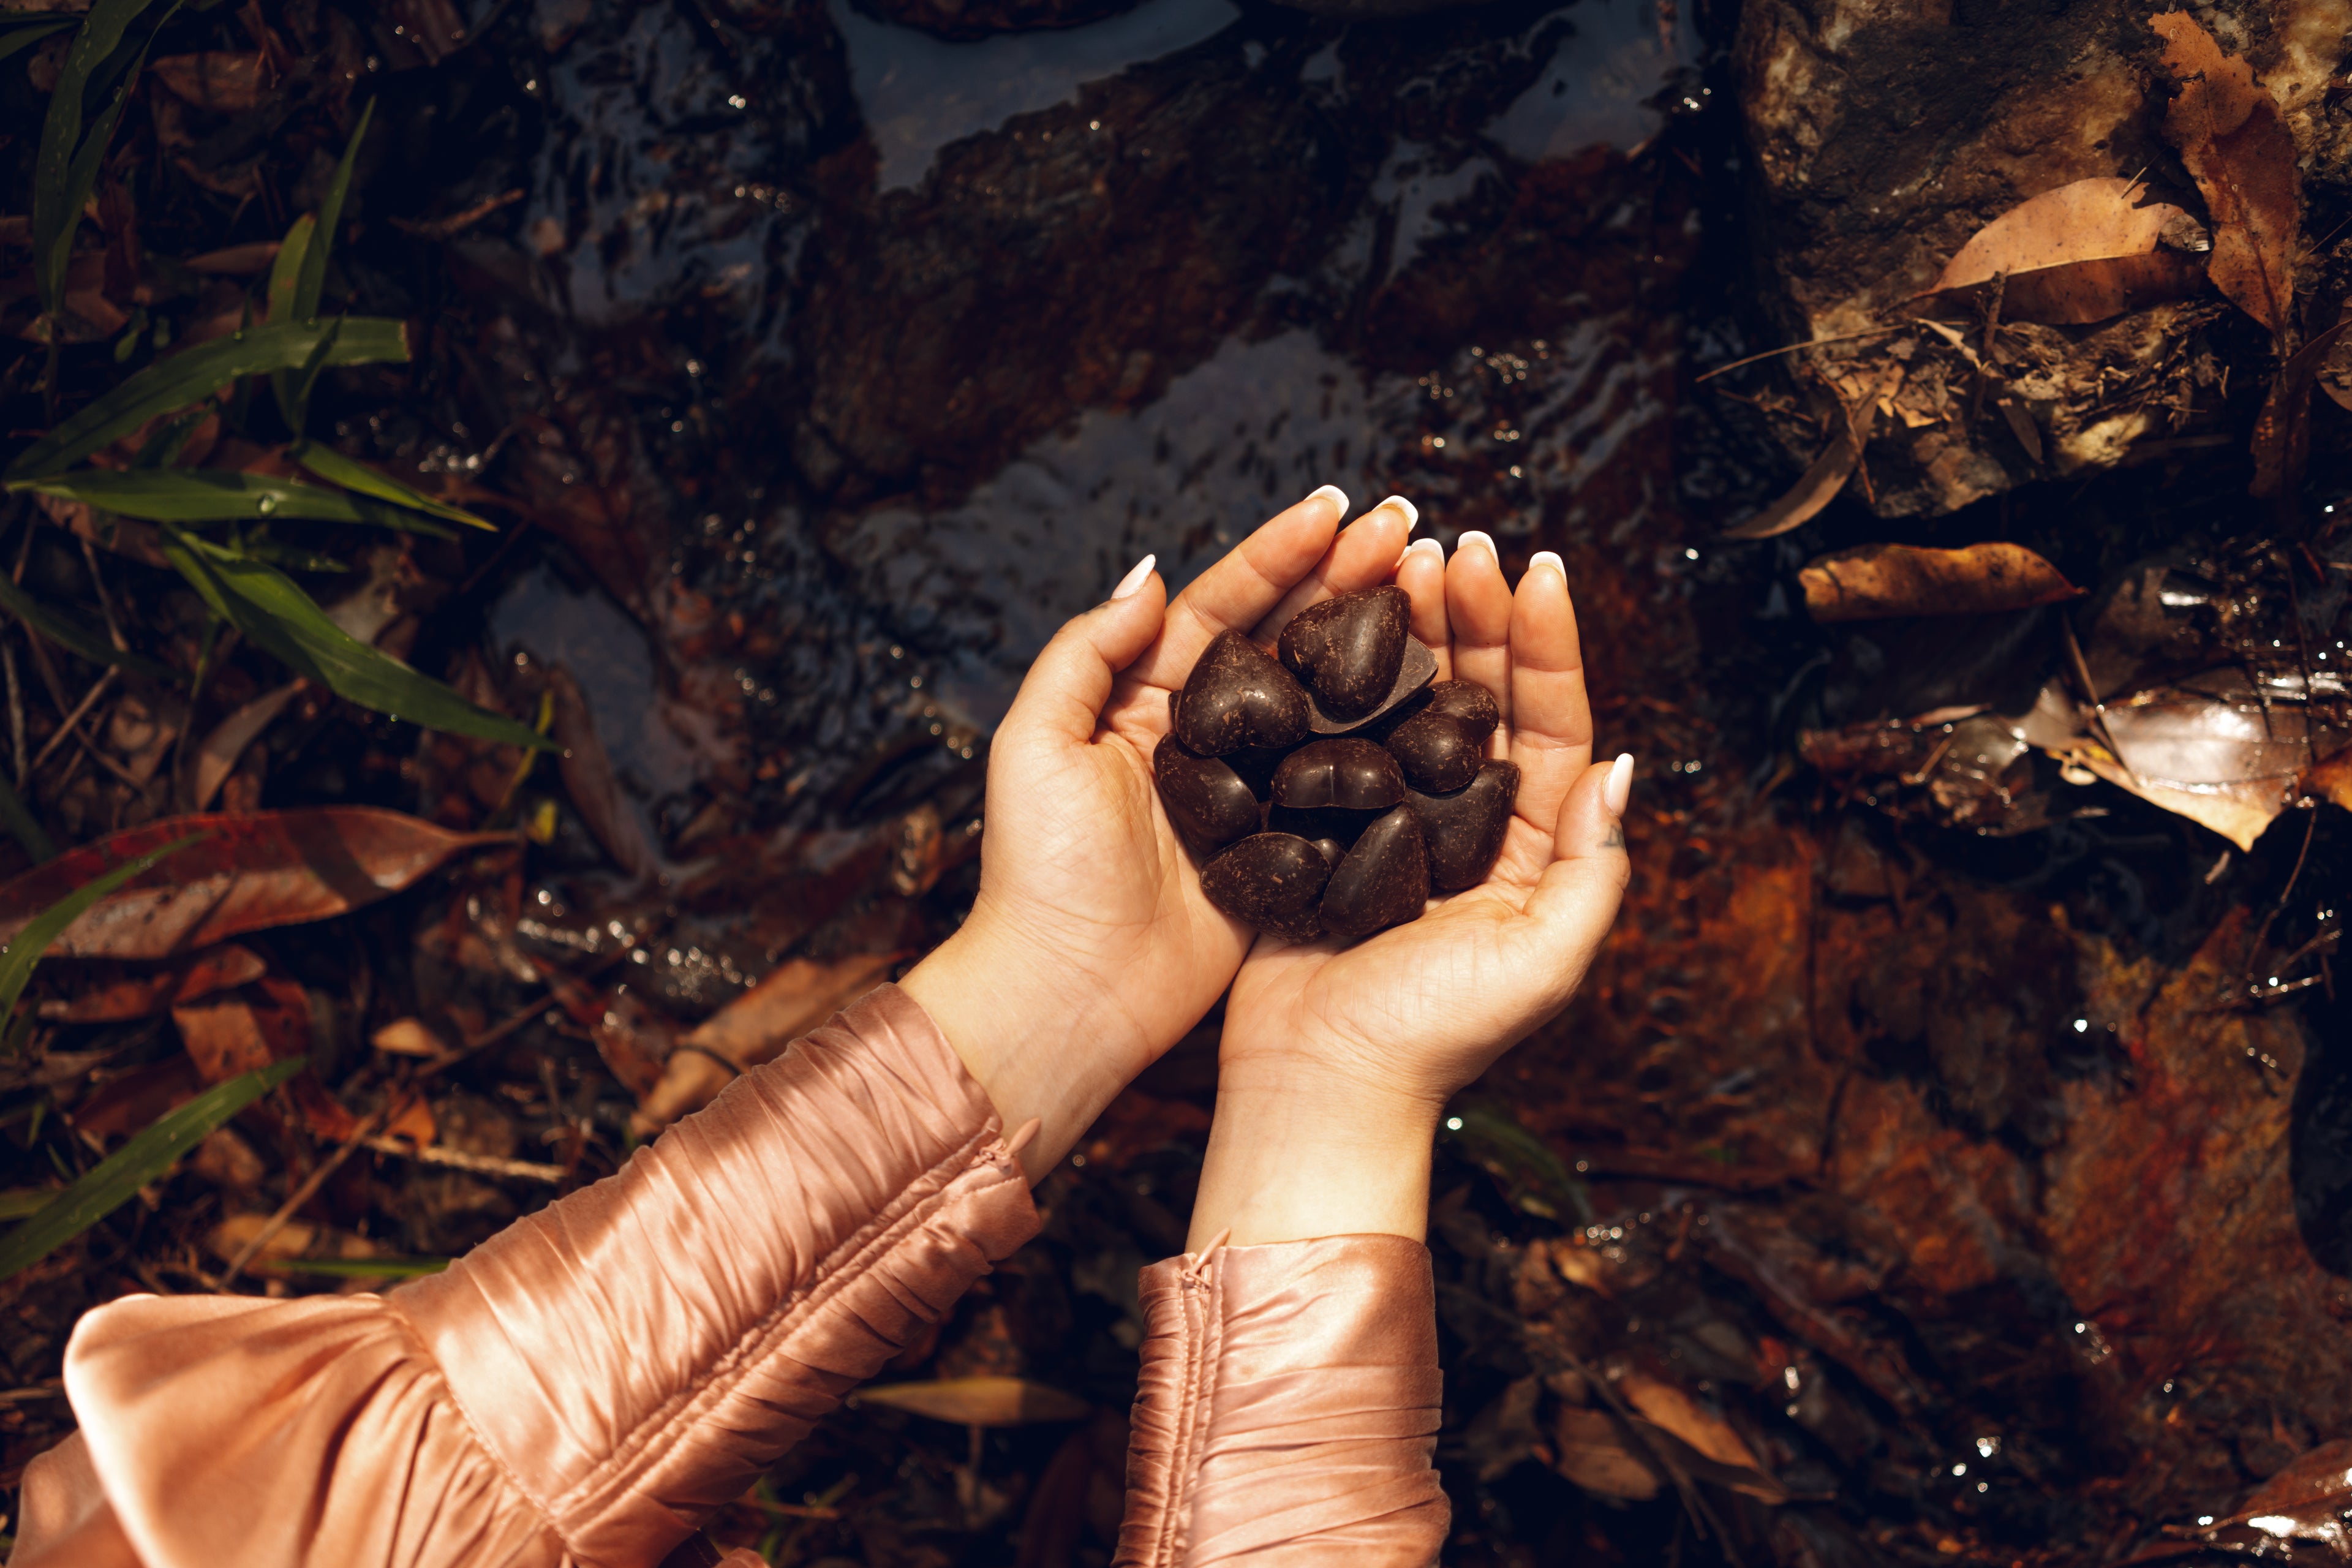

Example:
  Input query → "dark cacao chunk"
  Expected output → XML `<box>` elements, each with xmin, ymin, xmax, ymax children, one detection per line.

<box><xmin>1200</xmin><ymin>832</ymin><xmax>1332</xmax><ymax>941</ymax></box>
<box><xmin>1302</xmin><ymin>635</ymin><xmax>1437</xmax><ymax>734</ymax></box>
<box><xmin>1384</xmin><ymin>709</ymin><xmax>1482</xmax><ymax>794</ymax></box>
<box><xmin>1407</xmin><ymin>760</ymin><xmax>1520</xmax><ymax>892</ymax></box>
<box><xmin>1278</xmin><ymin>586</ymin><xmax>1410</xmax><ymax>720</ymax></box>
<box><xmin>1422</xmin><ymin>680</ymin><xmax>1501</xmax><ymax>741</ymax></box>
<box><xmin>1319</xmin><ymin>805</ymin><xmax>1430</xmax><ymax>937</ymax></box>
<box><xmin>1153</xmin><ymin>734</ymin><xmax>1262</xmax><ymax>856</ymax></box>
<box><xmin>1268</xmin><ymin>802</ymin><xmax>1381</xmax><ymax>848</ymax></box>
<box><xmin>1171</xmin><ymin>631</ymin><xmax>1310</xmax><ymax>756</ymax></box>
<box><xmin>1272</xmin><ymin>738</ymin><xmax>1404</xmax><ymax>811</ymax></box>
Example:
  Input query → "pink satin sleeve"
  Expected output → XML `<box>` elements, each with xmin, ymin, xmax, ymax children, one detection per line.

<box><xmin>1114</xmin><ymin>1236</ymin><xmax>1450</xmax><ymax>1567</ymax></box>
<box><xmin>9</xmin><ymin>984</ymin><xmax>1039</xmax><ymax>1568</ymax></box>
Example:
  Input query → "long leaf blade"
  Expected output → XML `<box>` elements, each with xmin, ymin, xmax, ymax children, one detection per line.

<box><xmin>290</xmin><ymin>441</ymin><xmax>495</xmax><ymax>531</ymax></box>
<box><xmin>0</xmin><ymin>570</ymin><xmax>178</xmax><ymax>683</ymax></box>
<box><xmin>295</xmin><ymin>99</ymin><xmax>373</xmax><ymax>324</ymax></box>
<box><xmin>6</xmin><ymin>318</ymin><xmax>410</xmax><ymax>480</ymax></box>
<box><xmin>31</xmin><ymin>0</ymin><xmax>157</xmax><ymax>314</ymax></box>
<box><xmin>0</xmin><ymin>1057</ymin><xmax>302</xmax><ymax>1282</ymax></box>
<box><xmin>0</xmin><ymin>832</ymin><xmax>203</xmax><ymax>1019</ymax></box>
<box><xmin>265</xmin><ymin>213</ymin><xmax>314</xmax><ymax>327</ymax></box>
<box><xmin>15</xmin><ymin>469</ymin><xmax>368</xmax><ymax>524</ymax></box>
<box><xmin>0</xmin><ymin>17</ymin><xmax>76</xmax><ymax>64</ymax></box>
<box><xmin>159</xmin><ymin>530</ymin><xmax>553</xmax><ymax>750</ymax></box>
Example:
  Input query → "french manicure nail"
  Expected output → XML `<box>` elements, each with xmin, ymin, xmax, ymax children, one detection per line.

<box><xmin>1456</xmin><ymin>529</ymin><xmax>1498</xmax><ymax>561</ymax></box>
<box><xmin>1306</xmin><ymin>483</ymin><xmax>1350</xmax><ymax>515</ymax></box>
<box><xmin>1377</xmin><ymin>494</ymin><xmax>1420</xmax><ymax>532</ymax></box>
<box><xmin>1529</xmin><ymin>549</ymin><xmax>1566</xmax><ymax>580</ymax></box>
<box><xmin>1112</xmin><ymin>553</ymin><xmax>1158</xmax><ymax>600</ymax></box>
<box><xmin>1604</xmin><ymin>753</ymin><xmax>1634</xmax><ymax>818</ymax></box>
<box><xmin>1403</xmin><ymin>537</ymin><xmax>1444</xmax><ymax>568</ymax></box>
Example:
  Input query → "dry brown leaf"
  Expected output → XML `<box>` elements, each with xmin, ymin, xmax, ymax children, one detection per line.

<box><xmin>2151</xmin><ymin>12</ymin><xmax>2299</xmax><ymax>337</ymax></box>
<box><xmin>192</xmin><ymin>680</ymin><xmax>303</xmax><ymax>812</ymax></box>
<box><xmin>371</xmin><ymin>1017</ymin><xmax>453</xmax><ymax>1058</ymax></box>
<box><xmin>1616</xmin><ymin>1370</ymin><xmax>1763</xmax><ymax>1473</ymax></box>
<box><xmin>1552</xmin><ymin>1407</ymin><xmax>1664</xmax><ymax>1501</ymax></box>
<box><xmin>206</xmin><ymin>1213</ymin><xmax>380</xmax><ymax>1267</ymax></box>
<box><xmin>850</xmin><ymin>1376</ymin><xmax>1090</xmax><ymax>1427</ymax></box>
<box><xmin>149</xmin><ymin>52</ymin><xmax>268</xmax><ymax>113</ymax></box>
<box><xmin>38</xmin><ymin>944</ymin><xmax>268</xmax><ymax>1021</ymax></box>
<box><xmin>549</xmin><ymin>665</ymin><xmax>657</xmax><ymax>881</ymax></box>
<box><xmin>1799</xmin><ymin>543</ymin><xmax>2081</xmax><ymax>622</ymax></box>
<box><xmin>1918</xmin><ymin>177</ymin><xmax>2206</xmax><ymax>326</ymax></box>
<box><xmin>1723</xmin><ymin>390</ymin><xmax>1884</xmax><ymax>540</ymax></box>
<box><xmin>2251</xmin><ymin>316</ymin><xmax>2351</xmax><ymax>500</ymax></box>
<box><xmin>2173</xmin><ymin>1439</ymin><xmax>2352</xmax><ymax>1553</ymax></box>
<box><xmin>173</xmin><ymin>976</ymin><xmax>311</xmax><ymax>1084</ymax></box>
<box><xmin>630</xmin><ymin>951</ymin><xmax>903</xmax><ymax>1133</ymax></box>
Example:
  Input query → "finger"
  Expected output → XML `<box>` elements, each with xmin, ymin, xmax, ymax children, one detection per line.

<box><xmin>1250</xmin><ymin>494</ymin><xmax>1418</xmax><ymax>642</ymax></box>
<box><xmin>1517</xmin><ymin>755</ymin><xmax>1632</xmax><ymax>990</ymax></box>
<box><xmin>1000</xmin><ymin>555</ymin><xmax>1169</xmax><ymax>747</ymax></box>
<box><xmin>1396</xmin><ymin>537</ymin><xmax>1450</xmax><ymax>678</ymax></box>
<box><xmin>1122</xmin><ymin>487</ymin><xmax>1348</xmax><ymax>692</ymax></box>
<box><xmin>1444</xmin><ymin>531</ymin><xmax>1513</xmax><ymax>733</ymax></box>
<box><xmin>1506</xmin><ymin>551</ymin><xmax>1597</xmax><ymax>833</ymax></box>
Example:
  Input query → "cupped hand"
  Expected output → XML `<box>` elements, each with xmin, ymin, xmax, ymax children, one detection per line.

<box><xmin>1189</xmin><ymin>531</ymin><xmax>1632</xmax><ymax>1246</ymax></box>
<box><xmin>902</xmin><ymin>487</ymin><xmax>1422</xmax><ymax>1177</ymax></box>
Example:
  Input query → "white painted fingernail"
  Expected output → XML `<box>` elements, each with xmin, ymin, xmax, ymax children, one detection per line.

<box><xmin>1604</xmin><ymin>753</ymin><xmax>1634</xmax><ymax>818</ymax></box>
<box><xmin>1376</xmin><ymin>494</ymin><xmax>1419</xmax><ymax>532</ymax></box>
<box><xmin>1529</xmin><ymin>549</ymin><xmax>1566</xmax><ymax>579</ymax></box>
<box><xmin>1457</xmin><ymin>530</ymin><xmax>1498</xmax><ymax>560</ymax></box>
<box><xmin>1306</xmin><ymin>484</ymin><xmax>1350</xmax><ymax>515</ymax></box>
<box><xmin>1403</xmin><ymin>537</ymin><xmax>1444</xmax><ymax>568</ymax></box>
<box><xmin>1112</xmin><ymin>553</ymin><xmax>1157</xmax><ymax>600</ymax></box>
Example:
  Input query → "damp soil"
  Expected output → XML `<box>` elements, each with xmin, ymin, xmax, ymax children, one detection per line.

<box><xmin>4</xmin><ymin>0</ymin><xmax>2352</xmax><ymax>1562</ymax></box>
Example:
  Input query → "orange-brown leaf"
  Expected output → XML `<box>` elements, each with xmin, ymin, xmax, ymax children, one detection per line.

<box><xmin>149</xmin><ymin>53</ymin><xmax>269</xmax><ymax>115</ymax></box>
<box><xmin>2151</xmin><ymin>12</ymin><xmax>2299</xmax><ymax>337</ymax></box>
<box><xmin>1799</xmin><ymin>543</ymin><xmax>2082</xmax><ymax>622</ymax></box>
<box><xmin>1920</xmin><ymin>177</ymin><xmax>2207</xmax><ymax>325</ymax></box>
<box><xmin>850</xmin><ymin>1377</ymin><xmax>1089</xmax><ymax>1427</ymax></box>
<box><xmin>39</xmin><ymin>944</ymin><xmax>268</xmax><ymax>1022</ymax></box>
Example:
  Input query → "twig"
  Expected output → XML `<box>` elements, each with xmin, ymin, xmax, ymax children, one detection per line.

<box><xmin>0</xmin><ymin>1381</ymin><xmax>64</xmax><ymax>1404</ymax></box>
<box><xmin>3</xmin><ymin>636</ymin><xmax>23</xmax><ymax>788</ymax></box>
<box><xmin>219</xmin><ymin>1095</ymin><xmax>410</xmax><ymax>1289</ymax></box>
<box><xmin>28</xmin><ymin>668</ymin><xmax>115</xmax><ymax>775</ymax></box>
<box><xmin>77</xmin><ymin>537</ymin><xmax>127</xmax><ymax>653</ymax></box>
<box><xmin>1967</xmin><ymin>271</ymin><xmax>2006</xmax><ymax>426</ymax></box>
<box><xmin>1694</xmin><ymin>325</ymin><xmax>1909</xmax><ymax>384</ymax></box>
<box><xmin>2060</xmin><ymin>617</ymin><xmax>2137</xmax><ymax>787</ymax></box>
<box><xmin>360</xmin><ymin>1136</ymin><xmax>564</xmax><ymax>1183</ymax></box>
<box><xmin>391</xmin><ymin>188</ymin><xmax>524</xmax><ymax>240</ymax></box>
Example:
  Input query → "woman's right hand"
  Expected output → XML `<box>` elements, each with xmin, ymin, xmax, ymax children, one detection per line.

<box><xmin>902</xmin><ymin>488</ymin><xmax>1420</xmax><ymax>1177</ymax></box>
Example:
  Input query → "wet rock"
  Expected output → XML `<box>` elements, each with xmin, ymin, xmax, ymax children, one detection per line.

<box><xmin>1279</xmin><ymin>586</ymin><xmax>1411</xmax><ymax>720</ymax></box>
<box><xmin>1200</xmin><ymin>832</ymin><xmax>1331</xmax><ymax>942</ymax></box>
<box><xmin>1153</xmin><ymin>734</ymin><xmax>1262</xmax><ymax>856</ymax></box>
<box><xmin>1272</xmin><ymin>739</ymin><xmax>1405</xmax><ymax>812</ymax></box>
<box><xmin>1408</xmin><ymin>759</ymin><xmax>1518</xmax><ymax>892</ymax></box>
<box><xmin>1320</xmin><ymin>805</ymin><xmax>1429</xmax><ymax>937</ymax></box>
<box><xmin>849</xmin><ymin>0</ymin><xmax>1145</xmax><ymax>42</ymax></box>
<box><xmin>1169</xmin><ymin>630</ymin><xmax>1311</xmax><ymax>756</ymax></box>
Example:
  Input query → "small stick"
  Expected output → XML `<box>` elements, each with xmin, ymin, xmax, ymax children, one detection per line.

<box><xmin>4</xmin><ymin>636</ymin><xmax>24</xmax><ymax>787</ymax></box>
<box><xmin>1694</xmin><ymin>325</ymin><xmax>1909</xmax><ymax>384</ymax></box>
<box><xmin>77</xmin><ymin>537</ymin><xmax>127</xmax><ymax>654</ymax></box>
<box><xmin>360</xmin><ymin>1137</ymin><xmax>564</xmax><ymax>1184</ymax></box>
<box><xmin>219</xmin><ymin>1095</ymin><xmax>409</xmax><ymax>1289</ymax></box>
<box><xmin>28</xmin><ymin>668</ymin><xmax>114</xmax><ymax>775</ymax></box>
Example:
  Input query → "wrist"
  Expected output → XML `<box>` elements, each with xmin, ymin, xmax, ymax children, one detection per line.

<box><xmin>899</xmin><ymin>918</ymin><xmax>1130</xmax><ymax>1182</ymax></box>
<box><xmin>1185</xmin><ymin>1060</ymin><xmax>1442</xmax><ymax>1250</ymax></box>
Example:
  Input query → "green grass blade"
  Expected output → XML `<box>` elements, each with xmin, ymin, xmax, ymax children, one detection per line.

<box><xmin>258</xmin><ymin>1254</ymin><xmax>450</xmax><ymax>1280</ymax></box>
<box><xmin>295</xmin><ymin>99</ymin><xmax>373</xmax><ymax>324</ymax></box>
<box><xmin>0</xmin><ymin>570</ymin><xmax>178</xmax><ymax>683</ymax></box>
<box><xmin>0</xmin><ymin>772</ymin><xmax>55</xmax><ymax>862</ymax></box>
<box><xmin>158</xmin><ymin>529</ymin><xmax>554</xmax><ymax>750</ymax></box>
<box><xmin>289</xmin><ymin>441</ymin><xmax>495</xmax><ymax>532</ymax></box>
<box><xmin>31</xmin><ymin>0</ymin><xmax>157</xmax><ymax>314</ymax></box>
<box><xmin>266</xmin><ymin>214</ymin><xmax>312</xmax><ymax>327</ymax></box>
<box><xmin>0</xmin><ymin>1187</ymin><xmax>60</xmax><ymax>1221</ymax></box>
<box><xmin>6</xmin><ymin>317</ymin><xmax>410</xmax><ymax>480</ymax></box>
<box><xmin>0</xmin><ymin>16</ymin><xmax>75</xmax><ymax>64</ymax></box>
<box><xmin>273</xmin><ymin>313</ymin><xmax>339</xmax><ymax>435</ymax></box>
<box><xmin>0</xmin><ymin>832</ymin><xmax>203</xmax><ymax>1020</ymax></box>
<box><xmin>0</xmin><ymin>1057</ymin><xmax>301</xmax><ymax>1282</ymax></box>
<box><xmin>15</xmin><ymin>469</ymin><xmax>369</xmax><ymax>524</ymax></box>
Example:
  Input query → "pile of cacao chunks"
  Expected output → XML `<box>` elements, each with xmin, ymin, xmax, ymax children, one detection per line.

<box><xmin>1154</xmin><ymin>585</ymin><xmax>1520</xmax><ymax>942</ymax></box>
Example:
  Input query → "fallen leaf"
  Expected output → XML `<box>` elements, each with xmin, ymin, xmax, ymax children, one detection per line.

<box><xmin>183</xmin><ymin>241</ymin><xmax>281</xmax><ymax>276</ymax></box>
<box><xmin>1617</xmin><ymin>1370</ymin><xmax>1763</xmax><ymax>1472</ymax></box>
<box><xmin>630</xmin><ymin>951</ymin><xmax>903</xmax><ymax>1133</ymax></box>
<box><xmin>0</xmin><ymin>809</ymin><xmax>511</xmax><ymax>959</ymax></box>
<box><xmin>2251</xmin><ymin>317</ymin><xmax>2352</xmax><ymax>500</ymax></box>
<box><xmin>149</xmin><ymin>52</ymin><xmax>268</xmax><ymax>113</ymax></box>
<box><xmin>38</xmin><ymin>944</ymin><xmax>268</xmax><ymax>1021</ymax></box>
<box><xmin>1917</xmin><ymin>177</ymin><xmax>2206</xmax><ymax>326</ymax></box>
<box><xmin>206</xmin><ymin>1212</ymin><xmax>382</xmax><ymax>1267</ymax></box>
<box><xmin>1553</xmin><ymin>1406</ymin><xmax>1664</xmax><ymax>1501</ymax></box>
<box><xmin>1724</xmin><ymin>389</ymin><xmax>1884</xmax><ymax>540</ymax></box>
<box><xmin>2152</xmin><ymin>12</ymin><xmax>2299</xmax><ymax>337</ymax></box>
<box><xmin>173</xmin><ymin>975</ymin><xmax>311</xmax><ymax>1082</ymax></box>
<box><xmin>548</xmin><ymin>665</ymin><xmax>656</xmax><ymax>881</ymax></box>
<box><xmin>68</xmin><ymin>1055</ymin><xmax>205</xmax><ymax>1142</ymax></box>
<box><xmin>191</xmin><ymin>681</ymin><xmax>304</xmax><ymax>812</ymax></box>
<box><xmin>850</xmin><ymin>1376</ymin><xmax>1090</xmax><ymax>1427</ymax></box>
<box><xmin>2171</xmin><ymin>1439</ymin><xmax>2352</xmax><ymax>1555</ymax></box>
<box><xmin>1800</xmin><ymin>543</ymin><xmax>2082</xmax><ymax>622</ymax></box>
<box><xmin>371</xmin><ymin>1017</ymin><xmax>452</xmax><ymax>1058</ymax></box>
<box><xmin>1998</xmin><ymin>399</ymin><xmax>2045</xmax><ymax>464</ymax></box>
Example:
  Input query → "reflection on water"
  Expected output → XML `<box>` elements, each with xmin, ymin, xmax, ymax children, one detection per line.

<box><xmin>1484</xmin><ymin>0</ymin><xmax>1700</xmax><ymax>157</ymax></box>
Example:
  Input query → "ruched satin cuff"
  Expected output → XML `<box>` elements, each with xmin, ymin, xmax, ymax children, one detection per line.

<box><xmin>24</xmin><ymin>984</ymin><xmax>1040</xmax><ymax>1568</ymax></box>
<box><xmin>1115</xmin><ymin>1236</ymin><xmax>1449</xmax><ymax>1568</ymax></box>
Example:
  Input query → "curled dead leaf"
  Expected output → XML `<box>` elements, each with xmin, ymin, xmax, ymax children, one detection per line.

<box><xmin>850</xmin><ymin>1376</ymin><xmax>1090</xmax><ymax>1427</ymax></box>
<box><xmin>372</xmin><ymin>1017</ymin><xmax>453</xmax><ymax>1059</ymax></box>
<box><xmin>548</xmin><ymin>665</ymin><xmax>657</xmax><ymax>881</ymax></box>
<box><xmin>1917</xmin><ymin>177</ymin><xmax>2206</xmax><ymax>326</ymax></box>
<box><xmin>2151</xmin><ymin>12</ymin><xmax>2299</xmax><ymax>337</ymax></box>
<box><xmin>192</xmin><ymin>681</ymin><xmax>304</xmax><ymax>813</ymax></box>
<box><xmin>1799</xmin><ymin>543</ymin><xmax>2081</xmax><ymax>622</ymax></box>
<box><xmin>2250</xmin><ymin>317</ymin><xmax>2352</xmax><ymax>500</ymax></box>
<box><xmin>1724</xmin><ymin>375</ymin><xmax>1892</xmax><ymax>540</ymax></box>
<box><xmin>149</xmin><ymin>53</ymin><xmax>269</xmax><ymax>114</ymax></box>
<box><xmin>1553</xmin><ymin>1406</ymin><xmax>1663</xmax><ymax>1500</ymax></box>
<box><xmin>38</xmin><ymin>944</ymin><xmax>268</xmax><ymax>1022</ymax></box>
<box><xmin>2169</xmin><ymin>1438</ymin><xmax>2352</xmax><ymax>1553</ymax></box>
<box><xmin>630</xmin><ymin>951</ymin><xmax>903</xmax><ymax>1133</ymax></box>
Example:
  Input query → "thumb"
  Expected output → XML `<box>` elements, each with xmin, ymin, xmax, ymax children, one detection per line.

<box><xmin>1518</xmin><ymin>753</ymin><xmax>1632</xmax><ymax>975</ymax></box>
<box><xmin>1000</xmin><ymin>555</ymin><xmax>1166</xmax><ymax>746</ymax></box>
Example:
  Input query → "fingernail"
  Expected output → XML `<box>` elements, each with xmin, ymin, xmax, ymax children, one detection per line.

<box><xmin>1604</xmin><ymin>753</ymin><xmax>1634</xmax><ymax>818</ymax></box>
<box><xmin>1112</xmin><ymin>553</ymin><xmax>1157</xmax><ymax>600</ymax></box>
<box><xmin>1376</xmin><ymin>494</ymin><xmax>1419</xmax><ymax>533</ymax></box>
<box><xmin>1402</xmin><ymin>537</ymin><xmax>1444</xmax><ymax>569</ymax></box>
<box><xmin>1306</xmin><ymin>484</ymin><xmax>1350</xmax><ymax>515</ymax></box>
<box><xmin>1529</xmin><ymin>549</ymin><xmax>1566</xmax><ymax>580</ymax></box>
<box><xmin>1457</xmin><ymin>530</ymin><xmax>1498</xmax><ymax>561</ymax></box>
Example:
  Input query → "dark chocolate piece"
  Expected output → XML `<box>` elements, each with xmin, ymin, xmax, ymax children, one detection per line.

<box><xmin>1170</xmin><ymin>631</ymin><xmax>1311</xmax><ymax>756</ymax></box>
<box><xmin>1200</xmin><ymin>832</ymin><xmax>1332</xmax><ymax>942</ymax></box>
<box><xmin>1384</xmin><ymin>709</ymin><xmax>1482</xmax><ymax>794</ymax></box>
<box><xmin>1278</xmin><ymin>586</ymin><xmax>1409</xmax><ymax>718</ymax></box>
<box><xmin>1267</xmin><ymin>802</ymin><xmax>1381</xmax><ymax>848</ymax></box>
<box><xmin>1272</xmin><ymin>739</ymin><xmax>1405</xmax><ymax>811</ymax></box>
<box><xmin>1303</xmin><ymin>636</ymin><xmax>1438</xmax><ymax>735</ymax></box>
<box><xmin>1406</xmin><ymin>760</ymin><xmax>1520</xmax><ymax>892</ymax></box>
<box><xmin>1319</xmin><ymin>805</ymin><xmax>1430</xmax><ymax>937</ymax></box>
<box><xmin>1422</xmin><ymin>680</ymin><xmax>1501</xmax><ymax>741</ymax></box>
<box><xmin>1153</xmin><ymin>734</ymin><xmax>1262</xmax><ymax>857</ymax></box>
